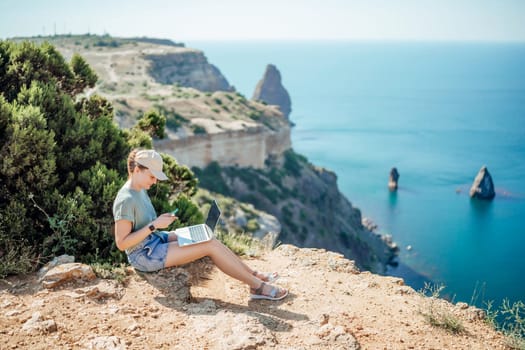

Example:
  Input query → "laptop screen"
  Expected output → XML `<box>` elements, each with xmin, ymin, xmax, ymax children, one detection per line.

<box><xmin>205</xmin><ymin>200</ymin><xmax>221</xmax><ymax>231</ymax></box>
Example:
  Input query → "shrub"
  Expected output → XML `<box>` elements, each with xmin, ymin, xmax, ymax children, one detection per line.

<box><xmin>136</xmin><ymin>109</ymin><xmax>166</xmax><ymax>139</ymax></box>
<box><xmin>192</xmin><ymin>162</ymin><xmax>231</xmax><ymax>196</ymax></box>
<box><xmin>284</xmin><ymin>149</ymin><xmax>307</xmax><ymax>177</ymax></box>
<box><xmin>215</xmin><ymin>230</ymin><xmax>259</xmax><ymax>256</ymax></box>
<box><xmin>192</xmin><ymin>125</ymin><xmax>207</xmax><ymax>134</ymax></box>
<box><xmin>485</xmin><ymin>299</ymin><xmax>525</xmax><ymax>349</ymax></box>
<box><xmin>245</xmin><ymin>219</ymin><xmax>260</xmax><ymax>233</ymax></box>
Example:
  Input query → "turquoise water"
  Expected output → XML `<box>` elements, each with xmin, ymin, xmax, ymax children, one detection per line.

<box><xmin>189</xmin><ymin>40</ymin><xmax>525</xmax><ymax>307</ymax></box>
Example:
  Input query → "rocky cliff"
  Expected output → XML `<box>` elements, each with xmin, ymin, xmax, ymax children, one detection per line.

<box><xmin>146</xmin><ymin>51</ymin><xmax>233</xmax><ymax>92</ymax></box>
<box><xmin>0</xmin><ymin>247</ymin><xmax>510</xmax><ymax>349</ymax></box>
<box><xmin>194</xmin><ymin>151</ymin><xmax>398</xmax><ymax>273</ymax></box>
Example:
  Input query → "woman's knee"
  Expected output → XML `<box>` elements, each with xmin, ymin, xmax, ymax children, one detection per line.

<box><xmin>206</xmin><ymin>237</ymin><xmax>220</xmax><ymax>248</ymax></box>
<box><xmin>204</xmin><ymin>238</ymin><xmax>224</xmax><ymax>253</ymax></box>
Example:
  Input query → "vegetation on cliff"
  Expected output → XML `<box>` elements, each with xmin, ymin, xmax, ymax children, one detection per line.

<box><xmin>193</xmin><ymin>150</ymin><xmax>398</xmax><ymax>273</ymax></box>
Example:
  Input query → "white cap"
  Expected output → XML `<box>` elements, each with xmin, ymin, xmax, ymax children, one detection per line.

<box><xmin>135</xmin><ymin>150</ymin><xmax>168</xmax><ymax>181</ymax></box>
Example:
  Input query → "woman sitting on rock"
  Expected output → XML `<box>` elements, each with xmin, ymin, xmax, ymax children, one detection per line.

<box><xmin>112</xmin><ymin>148</ymin><xmax>288</xmax><ymax>301</ymax></box>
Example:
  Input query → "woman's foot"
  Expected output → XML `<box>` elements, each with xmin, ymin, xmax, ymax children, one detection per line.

<box><xmin>250</xmin><ymin>282</ymin><xmax>288</xmax><ymax>301</ymax></box>
<box><xmin>252</xmin><ymin>270</ymin><xmax>279</xmax><ymax>283</ymax></box>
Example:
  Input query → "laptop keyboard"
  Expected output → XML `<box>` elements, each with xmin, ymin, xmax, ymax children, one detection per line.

<box><xmin>189</xmin><ymin>226</ymin><xmax>208</xmax><ymax>242</ymax></box>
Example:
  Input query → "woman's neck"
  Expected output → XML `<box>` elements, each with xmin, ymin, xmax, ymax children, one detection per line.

<box><xmin>128</xmin><ymin>177</ymin><xmax>142</xmax><ymax>191</ymax></box>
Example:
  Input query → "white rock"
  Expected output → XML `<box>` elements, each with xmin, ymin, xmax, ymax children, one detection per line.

<box><xmin>41</xmin><ymin>263</ymin><xmax>96</xmax><ymax>289</ymax></box>
<box><xmin>21</xmin><ymin>312</ymin><xmax>57</xmax><ymax>334</ymax></box>
<box><xmin>85</xmin><ymin>336</ymin><xmax>126</xmax><ymax>350</ymax></box>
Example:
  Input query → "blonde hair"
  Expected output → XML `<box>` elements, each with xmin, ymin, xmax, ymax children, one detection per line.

<box><xmin>127</xmin><ymin>148</ymin><xmax>148</xmax><ymax>178</ymax></box>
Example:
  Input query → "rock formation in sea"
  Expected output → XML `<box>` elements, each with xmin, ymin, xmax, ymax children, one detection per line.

<box><xmin>469</xmin><ymin>165</ymin><xmax>495</xmax><ymax>200</ymax></box>
<box><xmin>388</xmin><ymin>167</ymin><xmax>399</xmax><ymax>191</ymax></box>
<box><xmin>252</xmin><ymin>64</ymin><xmax>292</xmax><ymax>118</ymax></box>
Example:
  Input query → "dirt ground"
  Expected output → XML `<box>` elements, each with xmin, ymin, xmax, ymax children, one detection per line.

<box><xmin>0</xmin><ymin>245</ymin><xmax>511</xmax><ymax>349</ymax></box>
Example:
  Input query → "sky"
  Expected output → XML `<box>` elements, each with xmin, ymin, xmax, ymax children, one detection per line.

<box><xmin>1</xmin><ymin>0</ymin><xmax>524</xmax><ymax>42</ymax></box>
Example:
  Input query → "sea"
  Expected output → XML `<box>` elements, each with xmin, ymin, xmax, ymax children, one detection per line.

<box><xmin>188</xmin><ymin>40</ymin><xmax>525</xmax><ymax>308</ymax></box>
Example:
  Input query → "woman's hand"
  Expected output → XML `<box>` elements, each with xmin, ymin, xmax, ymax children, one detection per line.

<box><xmin>153</xmin><ymin>213</ymin><xmax>178</xmax><ymax>229</ymax></box>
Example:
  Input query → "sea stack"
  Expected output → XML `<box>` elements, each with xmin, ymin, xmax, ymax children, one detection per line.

<box><xmin>388</xmin><ymin>167</ymin><xmax>399</xmax><ymax>191</ymax></box>
<box><xmin>252</xmin><ymin>64</ymin><xmax>292</xmax><ymax>118</ymax></box>
<box><xmin>469</xmin><ymin>165</ymin><xmax>495</xmax><ymax>200</ymax></box>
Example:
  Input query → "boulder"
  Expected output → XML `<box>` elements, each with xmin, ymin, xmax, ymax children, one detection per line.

<box><xmin>252</xmin><ymin>64</ymin><xmax>292</xmax><ymax>118</ymax></box>
<box><xmin>38</xmin><ymin>254</ymin><xmax>75</xmax><ymax>278</ymax></box>
<box><xmin>469</xmin><ymin>165</ymin><xmax>495</xmax><ymax>200</ymax></box>
<box><xmin>388</xmin><ymin>167</ymin><xmax>399</xmax><ymax>191</ymax></box>
<box><xmin>41</xmin><ymin>263</ymin><xmax>96</xmax><ymax>289</ymax></box>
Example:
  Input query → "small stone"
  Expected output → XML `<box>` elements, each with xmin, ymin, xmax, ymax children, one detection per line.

<box><xmin>21</xmin><ymin>312</ymin><xmax>57</xmax><ymax>334</ymax></box>
<box><xmin>456</xmin><ymin>302</ymin><xmax>469</xmax><ymax>309</ymax></box>
<box><xmin>318</xmin><ymin>313</ymin><xmax>329</xmax><ymax>326</ymax></box>
<box><xmin>5</xmin><ymin>309</ymin><xmax>23</xmax><ymax>317</ymax></box>
<box><xmin>85</xmin><ymin>336</ymin><xmax>126</xmax><ymax>350</ymax></box>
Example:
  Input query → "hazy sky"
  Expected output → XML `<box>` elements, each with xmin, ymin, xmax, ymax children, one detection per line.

<box><xmin>1</xmin><ymin>0</ymin><xmax>524</xmax><ymax>42</ymax></box>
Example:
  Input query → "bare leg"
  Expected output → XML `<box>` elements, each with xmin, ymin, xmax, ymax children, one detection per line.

<box><xmin>198</xmin><ymin>238</ymin><xmax>278</xmax><ymax>282</ymax></box>
<box><xmin>164</xmin><ymin>238</ymin><xmax>261</xmax><ymax>289</ymax></box>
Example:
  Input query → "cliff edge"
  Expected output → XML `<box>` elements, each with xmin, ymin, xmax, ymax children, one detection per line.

<box><xmin>0</xmin><ymin>246</ymin><xmax>509</xmax><ymax>349</ymax></box>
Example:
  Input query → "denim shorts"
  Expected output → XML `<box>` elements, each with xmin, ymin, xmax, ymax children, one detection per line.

<box><xmin>127</xmin><ymin>232</ymin><xmax>169</xmax><ymax>272</ymax></box>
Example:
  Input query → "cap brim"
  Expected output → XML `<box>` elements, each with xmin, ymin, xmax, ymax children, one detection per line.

<box><xmin>150</xmin><ymin>169</ymin><xmax>168</xmax><ymax>181</ymax></box>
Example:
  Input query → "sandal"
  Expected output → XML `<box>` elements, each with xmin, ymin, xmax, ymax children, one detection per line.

<box><xmin>250</xmin><ymin>282</ymin><xmax>288</xmax><ymax>301</ymax></box>
<box><xmin>252</xmin><ymin>270</ymin><xmax>279</xmax><ymax>283</ymax></box>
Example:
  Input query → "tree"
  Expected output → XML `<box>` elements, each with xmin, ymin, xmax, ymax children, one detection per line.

<box><xmin>70</xmin><ymin>53</ymin><xmax>97</xmax><ymax>95</ymax></box>
<box><xmin>136</xmin><ymin>109</ymin><xmax>166</xmax><ymax>139</ymax></box>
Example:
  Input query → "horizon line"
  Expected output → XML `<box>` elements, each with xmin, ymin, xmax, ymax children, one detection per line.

<box><xmin>4</xmin><ymin>33</ymin><xmax>525</xmax><ymax>45</ymax></box>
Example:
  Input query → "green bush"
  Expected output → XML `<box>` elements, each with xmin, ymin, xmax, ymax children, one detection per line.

<box><xmin>136</xmin><ymin>109</ymin><xmax>166</xmax><ymax>139</ymax></box>
<box><xmin>193</xmin><ymin>125</ymin><xmax>207</xmax><ymax>134</ymax></box>
<box><xmin>284</xmin><ymin>149</ymin><xmax>307</xmax><ymax>177</ymax></box>
<box><xmin>0</xmin><ymin>40</ymin><xmax>200</xmax><ymax>277</ymax></box>
<box><xmin>192</xmin><ymin>162</ymin><xmax>231</xmax><ymax>196</ymax></box>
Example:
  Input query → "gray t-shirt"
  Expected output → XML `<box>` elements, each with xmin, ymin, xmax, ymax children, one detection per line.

<box><xmin>113</xmin><ymin>180</ymin><xmax>158</xmax><ymax>250</ymax></box>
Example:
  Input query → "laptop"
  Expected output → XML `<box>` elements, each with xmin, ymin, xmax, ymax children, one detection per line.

<box><xmin>175</xmin><ymin>200</ymin><xmax>221</xmax><ymax>247</ymax></box>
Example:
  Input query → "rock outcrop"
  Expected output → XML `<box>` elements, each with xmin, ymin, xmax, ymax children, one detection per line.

<box><xmin>0</xmin><ymin>246</ymin><xmax>510</xmax><ymax>349</ymax></box>
<box><xmin>469</xmin><ymin>165</ymin><xmax>495</xmax><ymax>200</ymax></box>
<box><xmin>146</xmin><ymin>50</ymin><xmax>233</xmax><ymax>92</ymax></box>
<box><xmin>252</xmin><ymin>64</ymin><xmax>292</xmax><ymax>118</ymax></box>
<box><xmin>40</xmin><ymin>263</ymin><xmax>96</xmax><ymax>289</ymax></box>
<box><xmin>388</xmin><ymin>167</ymin><xmax>400</xmax><ymax>191</ymax></box>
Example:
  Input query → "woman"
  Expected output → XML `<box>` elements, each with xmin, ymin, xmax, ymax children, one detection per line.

<box><xmin>113</xmin><ymin>149</ymin><xmax>288</xmax><ymax>301</ymax></box>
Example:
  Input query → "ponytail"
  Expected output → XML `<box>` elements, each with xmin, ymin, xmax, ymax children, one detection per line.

<box><xmin>127</xmin><ymin>148</ymin><xmax>147</xmax><ymax>178</ymax></box>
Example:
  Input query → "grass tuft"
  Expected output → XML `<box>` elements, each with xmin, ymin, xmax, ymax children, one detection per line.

<box><xmin>418</xmin><ymin>282</ymin><xmax>465</xmax><ymax>334</ymax></box>
<box><xmin>91</xmin><ymin>263</ymin><xmax>129</xmax><ymax>285</ymax></box>
<box><xmin>216</xmin><ymin>230</ymin><xmax>272</xmax><ymax>257</ymax></box>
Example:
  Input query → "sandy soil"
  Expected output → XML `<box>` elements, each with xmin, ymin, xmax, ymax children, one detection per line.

<box><xmin>0</xmin><ymin>245</ymin><xmax>511</xmax><ymax>349</ymax></box>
